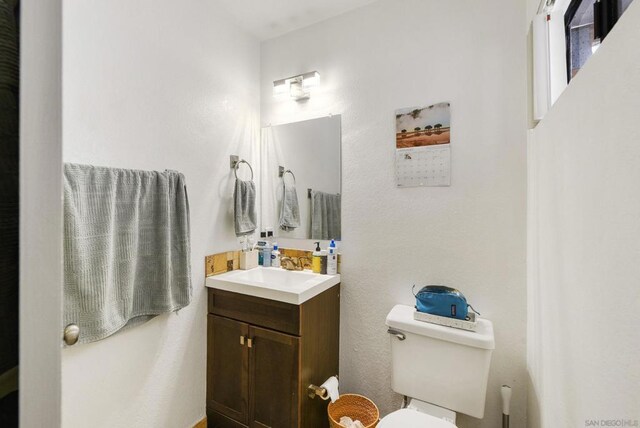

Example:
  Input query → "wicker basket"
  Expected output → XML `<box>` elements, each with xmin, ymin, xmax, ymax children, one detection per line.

<box><xmin>327</xmin><ymin>394</ymin><xmax>380</xmax><ymax>428</ymax></box>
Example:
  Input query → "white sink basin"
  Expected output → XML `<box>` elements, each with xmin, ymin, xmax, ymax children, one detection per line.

<box><xmin>205</xmin><ymin>267</ymin><xmax>340</xmax><ymax>305</ymax></box>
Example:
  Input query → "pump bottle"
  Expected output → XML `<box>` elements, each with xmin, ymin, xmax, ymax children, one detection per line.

<box><xmin>312</xmin><ymin>242</ymin><xmax>322</xmax><ymax>273</ymax></box>
<box><xmin>327</xmin><ymin>239</ymin><xmax>338</xmax><ymax>275</ymax></box>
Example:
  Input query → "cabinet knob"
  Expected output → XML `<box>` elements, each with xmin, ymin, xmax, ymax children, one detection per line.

<box><xmin>247</xmin><ymin>338</ymin><xmax>253</xmax><ymax>348</ymax></box>
<box><xmin>240</xmin><ymin>335</ymin><xmax>245</xmax><ymax>345</ymax></box>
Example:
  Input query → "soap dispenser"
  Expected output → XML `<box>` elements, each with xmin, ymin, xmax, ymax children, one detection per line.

<box><xmin>312</xmin><ymin>242</ymin><xmax>322</xmax><ymax>274</ymax></box>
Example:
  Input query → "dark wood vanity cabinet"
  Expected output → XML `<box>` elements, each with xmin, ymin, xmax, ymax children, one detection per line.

<box><xmin>207</xmin><ymin>315</ymin><xmax>250</xmax><ymax>424</ymax></box>
<box><xmin>206</xmin><ymin>285</ymin><xmax>340</xmax><ymax>428</ymax></box>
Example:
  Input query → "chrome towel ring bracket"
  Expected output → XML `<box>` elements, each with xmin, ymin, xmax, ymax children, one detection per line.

<box><xmin>230</xmin><ymin>155</ymin><xmax>254</xmax><ymax>181</ymax></box>
<box><xmin>278</xmin><ymin>166</ymin><xmax>296</xmax><ymax>184</ymax></box>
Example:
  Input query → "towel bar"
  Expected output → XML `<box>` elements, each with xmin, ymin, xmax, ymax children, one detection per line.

<box><xmin>307</xmin><ymin>188</ymin><xmax>341</xmax><ymax>198</ymax></box>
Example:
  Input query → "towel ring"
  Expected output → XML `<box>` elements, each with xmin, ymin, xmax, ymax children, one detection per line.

<box><xmin>234</xmin><ymin>159</ymin><xmax>254</xmax><ymax>181</ymax></box>
<box><xmin>282</xmin><ymin>169</ymin><xmax>296</xmax><ymax>184</ymax></box>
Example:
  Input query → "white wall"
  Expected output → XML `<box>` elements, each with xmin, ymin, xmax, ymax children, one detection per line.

<box><xmin>261</xmin><ymin>1</ymin><xmax>528</xmax><ymax>427</ymax></box>
<box><xmin>528</xmin><ymin>2</ymin><xmax>640</xmax><ymax>427</ymax></box>
<box><xmin>61</xmin><ymin>1</ymin><xmax>260</xmax><ymax>427</ymax></box>
<box><xmin>20</xmin><ymin>0</ymin><xmax>63</xmax><ymax>426</ymax></box>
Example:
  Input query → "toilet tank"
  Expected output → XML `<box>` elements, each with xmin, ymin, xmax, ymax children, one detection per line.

<box><xmin>385</xmin><ymin>305</ymin><xmax>495</xmax><ymax>419</ymax></box>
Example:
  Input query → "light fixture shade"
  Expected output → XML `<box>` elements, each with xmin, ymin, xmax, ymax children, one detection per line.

<box><xmin>302</xmin><ymin>71</ymin><xmax>320</xmax><ymax>89</ymax></box>
<box><xmin>272</xmin><ymin>71</ymin><xmax>320</xmax><ymax>101</ymax></box>
<box><xmin>273</xmin><ymin>78</ymin><xmax>288</xmax><ymax>97</ymax></box>
<box><xmin>289</xmin><ymin>77</ymin><xmax>309</xmax><ymax>101</ymax></box>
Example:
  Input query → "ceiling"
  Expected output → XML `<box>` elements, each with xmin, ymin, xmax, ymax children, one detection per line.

<box><xmin>217</xmin><ymin>0</ymin><xmax>379</xmax><ymax>41</ymax></box>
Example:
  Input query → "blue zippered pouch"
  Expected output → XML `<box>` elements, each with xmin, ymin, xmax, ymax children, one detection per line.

<box><xmin>413</xmin><ymin>285</ymin><xmax>476</xmax><ymax>320</ymax></box>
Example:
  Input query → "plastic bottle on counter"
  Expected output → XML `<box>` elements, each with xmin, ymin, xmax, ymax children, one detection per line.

<box><xmin>261</xmin><ymin>228</ymin><xmax>275</xmax><ymax>267</ymax></box>
<box><xmin>262</xmin><ymin>241</ymin><xmax>272</xmax><ymax>267</ymax></box>
<box><xmin>271</xmin><ymin>244</ymin><xmax>281</xmax><ymax>268</ymax></box>
<box><xmin>256</xmin><ymin>231</ymin><xmax>267</xmax><ymax>266</ymax></box>
<box><xmin>327</xmin><ymin>239</ymin><xmax>338</xmax><ymax>275</ymax></box>
<box><xmin>320</xmin><ymin>249</ymin><xmax>328</xmax><ymax>274</ymax></box>
<box><xmin>312</xmin><ymin>242</ymin><xmax>322</xmax><ymax>274</ymax></box>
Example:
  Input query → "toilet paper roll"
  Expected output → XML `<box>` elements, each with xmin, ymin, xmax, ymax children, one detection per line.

<box><xmin>321</xmin><ymin>376</ymin><xmax>340</xmax><ymax>403</ymax></box>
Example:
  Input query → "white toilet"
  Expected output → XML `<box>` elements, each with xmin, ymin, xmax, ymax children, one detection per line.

<box><xmin>379</xmin><ymin>305</ymin><xmax>495</xmax><ymax>427</ymax></box>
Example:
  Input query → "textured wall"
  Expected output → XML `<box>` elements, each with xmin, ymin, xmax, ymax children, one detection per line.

<box><xmin>261</xmin><ymin>1</ymin><xmax>528</xmax><ymax>427</ymax></box>
<box><xmin>528</xmin><ymin>2</ymin><xmax>640</xmax><ymax>427</ymax></box>
<box><xmin>61</xmin><ymin>1</ymin><xmax>260</xmax><ymax>426</ymax></box>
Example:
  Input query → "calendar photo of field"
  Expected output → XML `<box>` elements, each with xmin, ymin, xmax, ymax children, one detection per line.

<box><xmin>395</xmin><ymin>102</ymin><xmax>451</xmax><ymax>149</ymax></box>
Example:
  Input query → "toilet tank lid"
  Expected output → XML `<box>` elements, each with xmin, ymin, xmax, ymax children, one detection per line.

<box><xmin>386</xmin><ymin>305</ymin><xmax>495</xmax><ymax>350</ymax></box>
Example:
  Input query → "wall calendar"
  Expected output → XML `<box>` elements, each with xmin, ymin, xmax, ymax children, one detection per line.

<box><xmin>395</xmin><ymin>102</ymin><xmax>451</xmax><ymax>187</ymax></box>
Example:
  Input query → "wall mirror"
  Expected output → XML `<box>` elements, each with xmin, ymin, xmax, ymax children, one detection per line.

<box><xmin>261</xmin><ymin>115</ymin><xmax>341</xmax><ymax>241</ymax></box>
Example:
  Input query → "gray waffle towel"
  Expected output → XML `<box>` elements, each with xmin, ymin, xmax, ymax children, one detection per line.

<box><xmin>63</xmin><ymin>163</ymin><xmax>192</xmax><ymax>344</ymax></box>
<box><xmin>311</xmin><ymin>190</ymin><xmax>341</xmax><ymax>240</ymax></box>
<box><xmin>234</xmin><ymin>178</ymin><xmax>257</xmax><ymax>237</ymax></box>
<box><xmin>278</xmin><ymin>181</ymin><xmax>300</xmax><ymax>231</ymax></box>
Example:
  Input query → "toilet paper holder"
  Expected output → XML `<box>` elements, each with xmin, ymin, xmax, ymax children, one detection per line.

<box><xmin>308</xmin><ymin>375</ymin><xmax>338</xmax><ymax>400</ymax></box>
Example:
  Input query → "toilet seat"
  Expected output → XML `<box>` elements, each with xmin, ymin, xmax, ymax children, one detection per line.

<box><xmin>378</xmin><ymin>408</ymin><xmax>457</xmax><ymax>428</ymax></box>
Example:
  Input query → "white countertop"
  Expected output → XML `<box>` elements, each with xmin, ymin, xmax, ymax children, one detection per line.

<box><xmin>205</xmin><ymin>267</ymin><xmax>340</xmax><ymax>305</ymax></box>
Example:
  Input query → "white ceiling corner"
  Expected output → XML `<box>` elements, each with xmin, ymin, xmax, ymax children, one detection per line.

<box><xmin>217</xmin><ymin>0</ymin><xmax>379</xmax><ymax>41</ymax></box>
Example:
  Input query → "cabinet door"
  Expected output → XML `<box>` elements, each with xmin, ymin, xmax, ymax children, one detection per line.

<box><xmin>207</xmin><ymin>315</ymin><xmax>249</xmax><ymax>424</ymax></box>
<box><xmin>248</xmin><ymin>326</ymin><xmax>300</xmax><ymax>428</ymax></box>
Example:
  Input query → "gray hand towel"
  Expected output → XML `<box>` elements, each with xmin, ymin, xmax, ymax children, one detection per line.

<box><xmin>311</xmin><ymin>190</ymin><xmax>341</xmax><ymax>240</ymax></box>
<box><xmin>234</xmin><ymin>179</ymin><xmax>257</xmax><ymax>237</ymax></box>
<box><xmin>63</xmin><ymin>163</ymin><xmax>192</xmax><ymax>344</ymax></box>
<box><xmin>279</xmin><ymin>181</ymin><xmax>300</xmax><ymax>231</ymax></box>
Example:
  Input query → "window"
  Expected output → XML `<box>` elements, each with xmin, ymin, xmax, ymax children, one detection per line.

<box><xmin>565</xmin><ymin>0</ymin><xmax>635</xmax><ymax>81</ymax></box>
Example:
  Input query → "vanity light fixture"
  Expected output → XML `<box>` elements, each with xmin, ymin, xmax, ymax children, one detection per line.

<box><xmin>273</xmin><ymin>71</ymin><xmax>320</xmax><ymax>101</ymax></box>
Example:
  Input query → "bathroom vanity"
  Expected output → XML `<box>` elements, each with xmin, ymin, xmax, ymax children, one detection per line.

<box><xmin>206</xmin><ymin>268</ymin><xmax>340</xmax><ymax>428</ymax></box>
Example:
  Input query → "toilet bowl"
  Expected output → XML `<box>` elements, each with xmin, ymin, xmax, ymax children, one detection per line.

<box><xmin>378</xmin><ymin>398</ymin><xmax>457</xmax><ymax>427</ymax></box>
<box><xmin>378</xmin><ymin>408</ymin><xmax>456</xmax><ymax>428</ymax></box>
